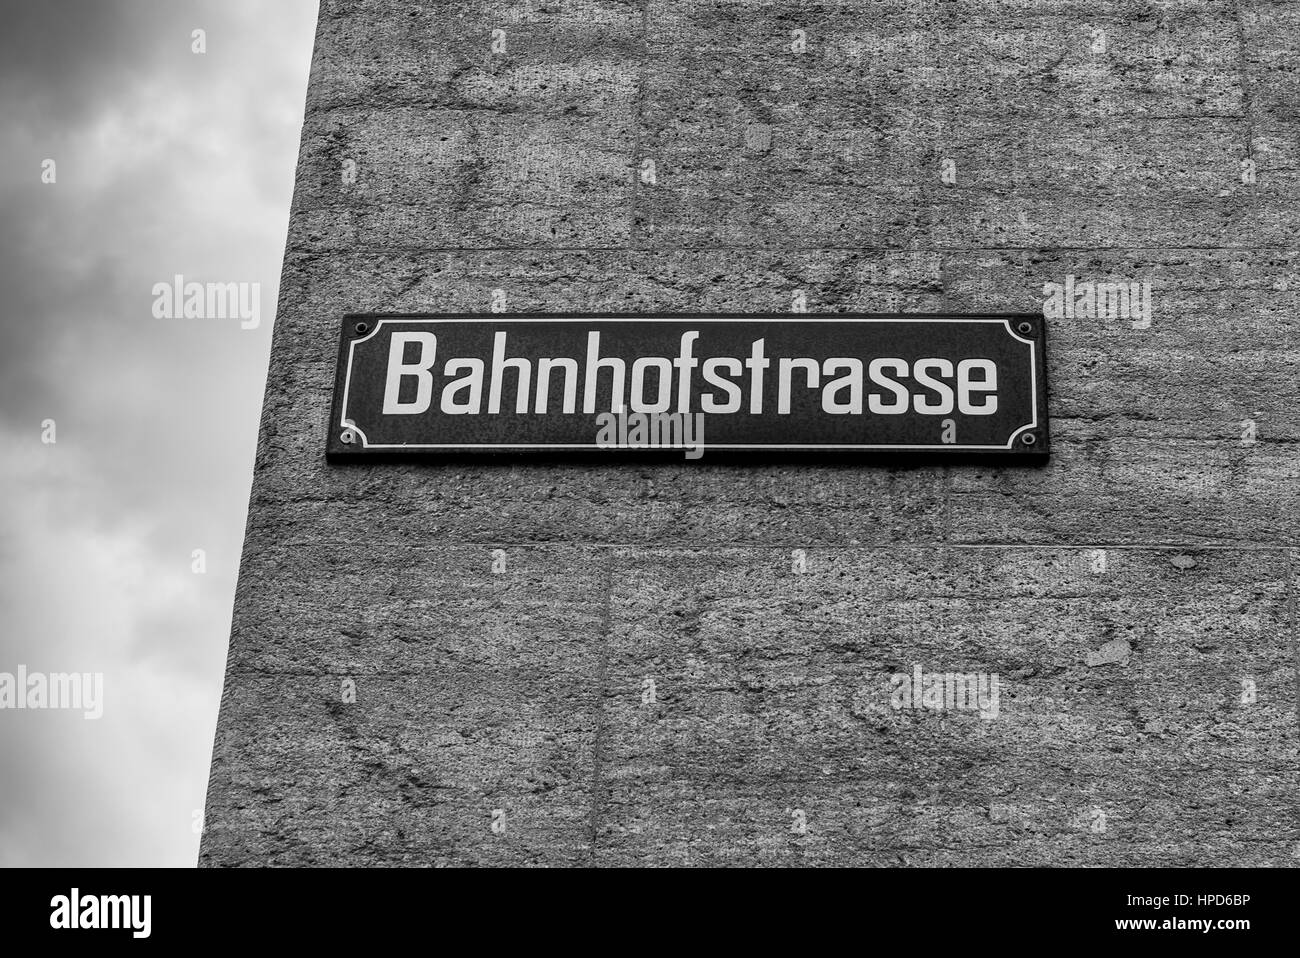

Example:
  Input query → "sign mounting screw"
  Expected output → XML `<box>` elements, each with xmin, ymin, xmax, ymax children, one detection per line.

<box><xmin>1016</xmin><ymin>320</ymin><xmax>1034</xmax><ymax>336</ymax></box>
<box><xmin>354</xmin><ymin>322</ymin><xmax>370</xmax><ymax>335</ymax></box>
<box><xmin>340</xmin><ymin>429</ymin><xmax>356</xmax><ymax>444</ymax></box>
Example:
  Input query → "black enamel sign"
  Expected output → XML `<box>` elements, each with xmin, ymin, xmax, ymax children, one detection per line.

<box><xmin>327</xmin><ymin>313</ymin><xmax>1048</xmax><ymax>458</ymax></box>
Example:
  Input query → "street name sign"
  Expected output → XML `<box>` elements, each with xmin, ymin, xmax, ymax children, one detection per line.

<box><xmin>327</xmin><ymin>313</ymin><xmax>1048</xmax><ymax>458</ymax></box>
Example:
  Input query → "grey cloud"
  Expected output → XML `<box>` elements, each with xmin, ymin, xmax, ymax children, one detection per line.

<box><xmin>0</xmin><ymin>0</ymin><xmax>318</xmax><ymax>866</ymax></box>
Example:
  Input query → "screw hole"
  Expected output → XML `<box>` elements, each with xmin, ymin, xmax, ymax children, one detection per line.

<box><xmin>340</xmin><ymin>429</ymin><xmax>356</xmax><ymax>444</ymax></box>
<box><xmin>1021</xmin><ymin>432</ymin><xmax>1037</xmax><ymax>446</ymax></box>
<box><xmin>354</xmin><ymin>322</ymin><xmax>370</xmax><ymax>335</ymax></box>
<box><xmin>1017</xmin><ymin>321</ymin><xmax>1034</xmax><ymax>335</ymax></box>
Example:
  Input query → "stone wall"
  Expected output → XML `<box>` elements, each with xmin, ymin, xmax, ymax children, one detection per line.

<box><xmin>200</xmin><ymin>0</ymin><xmax>1298</xmax><ymax>866</ymax></box>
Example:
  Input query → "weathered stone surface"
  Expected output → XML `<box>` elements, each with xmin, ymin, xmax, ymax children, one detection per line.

<box><xmin>201</xmin><ymin>0</ymin><xmax>1299</xmax><ymax>866</ymax></box>
<box><xmin>593</xmin><ymin>547</ymin><xmax>1295</xmax><ymax>865</ymax></box>
<box><xmin>227</xmin><ymin>544</ymin><xmax>608</xmax><ymax>674</ymax></box>
<box><xmin>203</xmin><ymin>674</ymin><xmax>598</xmax><ymax>866</ymax></box>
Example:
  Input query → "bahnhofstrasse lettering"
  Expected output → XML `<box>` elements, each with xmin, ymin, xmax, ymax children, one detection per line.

<box><xmin>382</xmin><ymin>330</ymin><xmax>1003</xmax><ymax>418</ymax></box>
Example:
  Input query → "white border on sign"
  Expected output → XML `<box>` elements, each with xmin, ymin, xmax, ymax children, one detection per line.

<box><xmin>338</xmin><ymin>317</ymin><xmax>1040</xmax><ymax>451</ymax></box>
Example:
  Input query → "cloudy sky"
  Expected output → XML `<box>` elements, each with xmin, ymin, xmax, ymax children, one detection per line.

<box><xmin>0</xmin><ymin>0</ymin><xmax>318</xmax><ymax>866</ymax></box>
